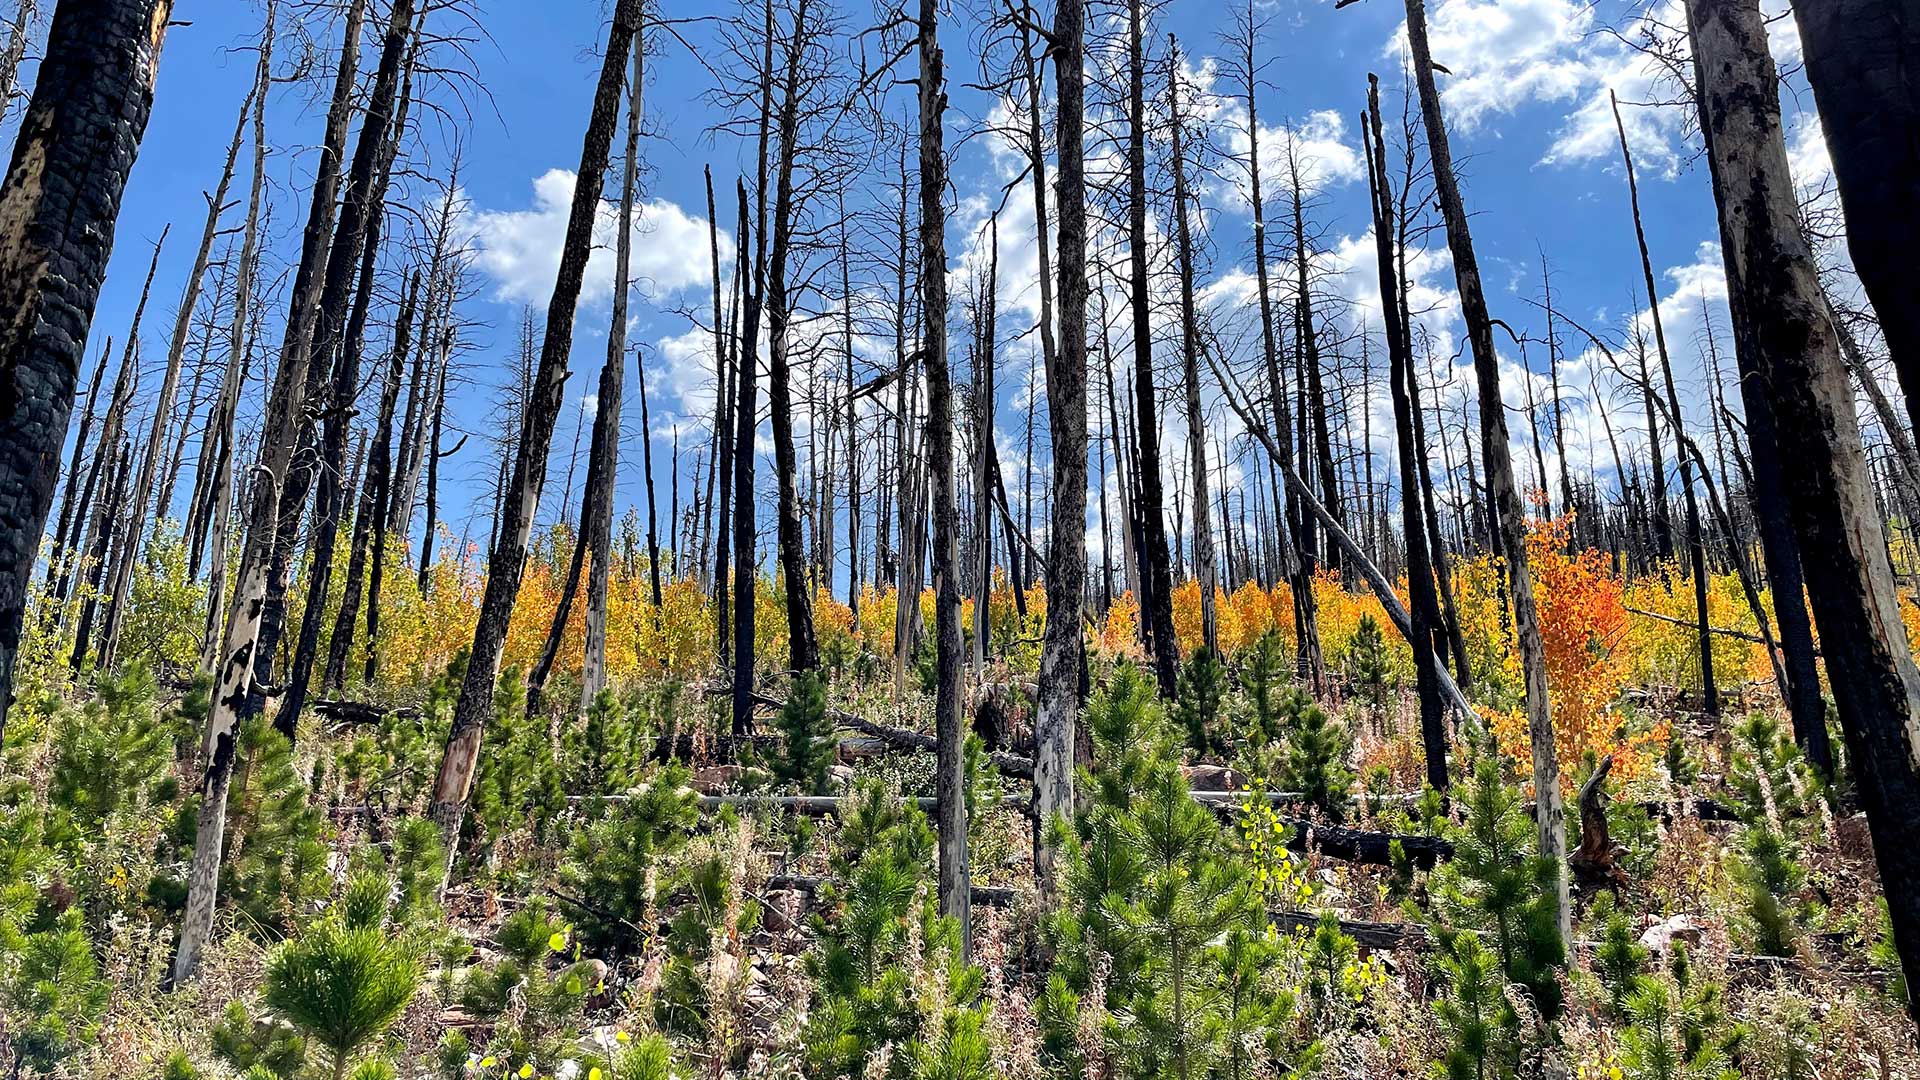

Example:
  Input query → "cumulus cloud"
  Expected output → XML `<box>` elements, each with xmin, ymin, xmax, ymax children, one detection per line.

<box><xmin>467</xmin><ymin>169</ymin><xmax>733</xmax><ymax>307</ymax></box>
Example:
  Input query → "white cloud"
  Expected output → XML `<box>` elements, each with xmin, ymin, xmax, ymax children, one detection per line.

<box><xmin>467</xmin><ymin>169</ymin><xmax>732</xmax><ymax>307</ymax></box>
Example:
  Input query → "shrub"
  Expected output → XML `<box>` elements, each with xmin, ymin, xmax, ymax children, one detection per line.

<box><xmin>221</xmin><ymin>718</ymin><xmax>331</xmax><ymax>934</ymax></box>
<box><xmin>2</xmin><ymin>909</ymin><xmax>109</xmax><ymax>1072</ymax></box>
<box><xmin>769</xmin><ymin>670</ymin><xmax>836</xmax><ymax>792</ymax></box>
<box><xmin>1343</xmin><ymin>613</ymin><xmax>1391</xmax><ymax>714</ymax></box>
<box><xmin>1430</xmin><ymin>928</ymin><xmax>1520</xmax><ymax>1080</ymax></box>
<box><xmin>262</xmin><ymin>895</ymin><xmax>421</xmax><ymax>1080</ymax></box>
<box><xmin>1173</xmin><ymin>645</ymin><xmax>1227</xmax><ymax>758</ymax></box>
<box><xmin>47</xmin><ymin>664</ymin><xmax>172</xmax><ymax>836</ymax></box>
<box><xmin>1431</xmin><ymin>757</ymin><xmax>1567</xmax><ymax>1020</ymax></box>
<box><xmin>1729</xmin><ymin>823</ymin><xmax>1805</xmax><ymax>957</ymax></box>
<box><xmin>1271</xmin><ymin>688</ymin><xmax>1354</xmax><ymax>821</ymax></box>
<box><xmin>558</xmin><ymin>762</ymin><xmax>698</xmax><ymax>954</ymax></box>
<box><xmin>209</xmin><ymin>998</ymin><xmax>307</xmax><ymax>1077</ymax></box>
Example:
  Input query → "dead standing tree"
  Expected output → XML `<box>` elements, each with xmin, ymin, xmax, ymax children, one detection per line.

<box><xmin>428</xmin><ymin>0</ymin><xmax>644</xmax><ymax>864</ymax></box>
<box><xmin>1124</xmin><ymin>0</ymin><xmax>1178</xmax><ymax>696</ymax></box>
<box><xmin>1341</xmin><ymin>0</ymin><xmax>1570</xmax><ymax>940</ymax></box>
<box><xmin>1365</xmin><ymin>74</ymin><xmax>1448</xmax><ymax>793</ymax></box>
<box><xmin>172</xmin><ymin>0</ymin><xmax>370</xmax><ymax>985</ymax></box>
<box><xmin>1165</xmin><ymin>36</ymin><xmax>1218</xmax><ymax>655</ymax></box>
<box><xmin>0</xmin><ymin>0</ymin><xmax>172</xmax><ymax>736</ymax></box>
<box><xmin>1221</xmin><ymin>0</ymin><xmax>1323</xmax><ymax>691</ymax></box>
<box><xmin>1689</xmin><ymin>0</ymin><xmax>1920</xmax><ymax>1021</ymax></box>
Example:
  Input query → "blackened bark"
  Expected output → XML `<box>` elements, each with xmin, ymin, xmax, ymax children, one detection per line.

<box><xmin>0</xmin><ymin>0</ymin><xmax>171</xmax><ymax>735</ymax></box>
<box><xmin>585</xmin><ymin>35</ymin><xmax>642</xmax><ymax>710</ymax></box>
<box><xmin>1034</xmin><ymin>0</ymin><xmax>1090</xmax><ymax>896</ymax></box>
<box><xmin>326</xmin><ymin>272</ymin><xmax>418</xmax><ymax>690</ymax></box>
<box><xmin>918</xmin><ymin>0</ymin><xmax>968</xmax><ymax>944</ymax></box>
<box><xmin>1690</xmin><ymin>0</ymin><xmax>1918</xmax><ymax>1016</ymax></box>
<box><xmin>1367</xmin><ymin>77</ymin><xmax>1448</xmax><ymax>792</ymax></box>
<box><xmin>430</xmin><ymin>0</ymin><xmax>643</xmax><ymax>856</ymax></box>
<box><xmin>763</xmin><ymin>0</ymin><xmax>816</xmax><ymax>675</ymax></box>
<box><xmin>99</xmin><ymin>68</ymin><xmax>251</xmax><ymax>669</ymax></box>
<box><xmin>1167</xmin><ymin>38</ymin><xmax>1217</xmax><ymax>655</ymax></box>
<box><xmin>1403</xmin><ymin>0</ymin><xmax>1568</xmax><ymax>941</ymax></box>
<box><xmin>1793</xmin><ymin>0</ymin><xmax>1920</xmax><ymax>443</ymax></box>
<box><xmin>278</xmin><ymin>0</ymin><xmax>418</xmax><ymax>735</ymax></box>
<box><xmin>1126</xmin><ymin>0</ymin><xmax>1177</xmax><ymax>695</ymax></box>
<box><xmin>47</xmin><ymin>342</ymin><xmax>108</xmax><ymax>603</ymax></box>
<box><xmin>1614</xmin><ymin>90</ymin><xmax>1715</xmax><ymax>717</ymax></box>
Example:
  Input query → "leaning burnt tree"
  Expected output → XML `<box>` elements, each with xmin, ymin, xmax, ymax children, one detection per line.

<box><xmin>1689</xmin><ymin>0</ymin><xmax>1920</xmax><ymax>1022</ymax></box>
<box><xmin>1392</xmin><ymin>0</ymin><xmax>1569</xmax><ymax>939</ymax></box>
<box><xmin>0</xmin><ymin>0</ymin><xmax>172</xmax><ymax>741</ymax></box>
<box><xmin>429</xmin><ymin>0</ymin><xmax>643</xmax><ymax>861</ymax></box>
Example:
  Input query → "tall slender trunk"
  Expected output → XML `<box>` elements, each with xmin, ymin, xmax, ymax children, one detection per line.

<box><xmin>99</xmin><ymin>71</ymin><xmax>251</xmax><ymax>669</ymax></box>
<box><xmin>731</xmin><ymin>182</ymin><xmax>761</xmax><ymax>732</ymax></box>
<box><xmin>1126</xmin><ymin>0</ymin><xmax>1178</xmax><ymax>694</ymax></box>
<box><xmin>428</xmin><ymin>0</ymin><xmax>642</xmax><ymax>859</ymax></box>
<box><xmin>197</xmin><ymin>12</ymin><xmax>271</xmax><ymax>652</ymax></box>
<box><xmin>245</xmin><ymin>0</ymin><xmax>373</xmax><ymax>733</ymax></box>
<box><xmin>326</xmin><ymin>272</ymin><xmax>418</xmax><ymax>691</ymax></box>
<box><xmin>0</xmin><ymin>0</ymin><xmax>169</xmax><ymax>728</ymax></box>
<box><xmin>918</xmin><ymin>0</ymin><xmax>968</xmax><ymax>945</ymax></box>
<box><xmin>1367</xmin><ymin>78</ymin><xmax>1448</xmax><ymax>792</ymax></box>
<box><xmin>972</xmin><ymin>219</ymin><xmax>997</xmax><ymax>673</ymax></box>
<box><xmin>1793</xmin><ymin>0</ymin><xmax>1920</xmax><ymax>444</ymax></box>
<box><xmin>1290</xmin><ymin>161</ymin><xmax>1342</xmax><ymax>578</ymax></box>
<box><xmin>46</xmin><ymin>343</ymin><xmax>108</xmax><ymax>608</ymax></box>
<box><xmin>1402</xmin><ymin>0</ymin><xmax>1568</xmax><ymax>941</ymax></box>
<box><xmin>584</xmin><ymin>35</ymin><xmax>642</xmax><ymax>711</ymax></box>
<box><xmin>1034</xmin><ymin>0</ymin><xmax>1089</xmax><ymax>896</ymax></box>
<box><xmin>764</xmin><ymin>0</ymin><xmax>816</xmax><ymax>673</ymax></box>
<box><xmin>1238</xmin><ymin>13</ymin><xmax>1320</xmax><ymax>687</ymax></box>
<box><xmin>1166</xmin><ymin>39</ymin><xmax>1215</xmax><ymax>653</ymax></box>
<box><xmin>73</xmin><ymin>235</ymin><xmax>163</xmax><ymax>670</ymax></box>
<box><xmin>1613</xmin><ymin>91</ymin><xmax>1715</xmax><ymax>717</ymax></box>
<box><xmin>170</xmin><ymin>0</ymin><xmax>366</xmax><ymax>986</ymax></box>
<box><xmin>278</xmin><ymin>0</ymin><xmax>418</xmax><ymax>735</ymax></box>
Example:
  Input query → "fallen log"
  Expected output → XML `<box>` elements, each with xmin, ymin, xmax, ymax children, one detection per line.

<box><xmin>1279</xmin><ymin>817</ymin><xmax>1453</xmax><ymax>869</ymax></box>
<box><xmin>1268</xmin><ymin>910</ymin><xmax>1430</xmax><ymax>951</ymax></box>
<box><xmin>312</xmin><ymin>698</ymin><xmax>418</xmax><ymax>725</ymax></box>
<box><xmin>765</xmin><ymin>873</ymin><xmax>1019</xmax><ymax>907</ymax></box>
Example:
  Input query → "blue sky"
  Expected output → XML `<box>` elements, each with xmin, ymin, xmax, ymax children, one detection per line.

<box><xmin>58</xmin><ymin>0</ymin><xmax>1842</xmax><ymax>582</ymax></box>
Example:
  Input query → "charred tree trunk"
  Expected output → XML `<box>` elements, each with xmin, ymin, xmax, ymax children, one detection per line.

<box><xmin>1793</xmin><ymin>0</ymin><xmax>1920</xmax><ymax>444</ymax></box>
<box><xmin>1126</xmin><ymin>0</ymin><xmax>1178</xmax><ymax>695</ymax></box>
<box><xmin>585</xmin><ymin>35</ymin><xmax>642</xmax><ymax>710</ymax></box>
<box><xmin>1167</xmin><ymin>38</ymin><xmax>1217</xmax><ymax>655</ymax></box>
<box><xmin>1402</xmin><ymin>0</ymin><xmax>1569</xmax><ymax>941</ymax></box>
<box><xmin>1033</xmin><ymin>0</ymin><xmax>1090</xmax><ymax>896</ymax></box>
<box><xmin>915</xmin><ymin>0</ymin><xmax>969</xmax><ymax>945</ymax></box>
<box><xmin>0</xmin><ymin>0</ymin><xmax>171</xmax><ymax>735</ymax></box>
<box><xmin>170</xmin><ymin>0</ymin><xmax>367</xmax><ymax>986</ymax></box>
<box><xmin>325</xmin><ymin>272</ymin><xmax>418</xmax><ymax>691</ymax></box>
<box><xmin>1614</xmin><ymin>91</ymin><xmax>1716</xmax><ymax>718</ymax></box>
<box><xmin>1367</xmin><ymin>77</ymin><xmax>1448</xmax><ymax>793</ymax></box>
<box><xmin>1689</xmin><ymin>0</ymin><xmax>1919</xmax><ymax>1016</ymax></box>
<box><xmin>764</xmin><ymin>0</ymin><xmax>815</xmax><ymax>674</ymax></box>
<box><xmin>99</xmin><ymin>67</ymin><xmax>253</xmax><ymax>670</ymax></box>
<box><xmin>428</xmin><ymin>0</ymin><xmax>642</xmax><ymax>864</ymax></box>
<box><xmin>278</xmin><ymin>0</ymin><xmax>417</xmax><ymax>736</ymax></box>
